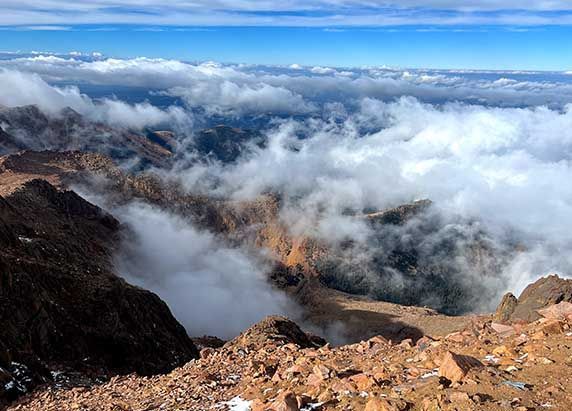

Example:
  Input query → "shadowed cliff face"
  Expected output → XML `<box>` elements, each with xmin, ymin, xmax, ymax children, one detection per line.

<box><xmin>0</xmin><ymin>173</ymin><xmax>198</xmax><ymax>405</ymax></box>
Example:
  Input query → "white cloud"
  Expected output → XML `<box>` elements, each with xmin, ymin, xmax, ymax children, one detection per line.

<box><xmin>0</xmin><ymin>68</ymin><xmax>192</xmax><ymax>129</ymax></box>
<box><xmin>175</xmin><ymin>97</ymin><xmax>572</xmax><ymax>299</ymax></box>
<box><xmin>2</xmin><ymin>52</ymin><xmax>571</xmax><ymax>318</ymax></box>
<box><xmin>2</xmin><ymin>56</ymin><xmax>572</xmax><ymax>114</ymax></box>
<box><xmin>112</xmin><ymin>202</ymin><xmax>295</xmax><ymax>339</ymax></box>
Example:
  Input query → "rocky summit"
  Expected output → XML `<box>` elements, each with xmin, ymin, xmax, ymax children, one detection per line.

<box><xmin>7</xmin><ymin>305</ymin><xmax>572</xmax><ymax>411</ymax></box>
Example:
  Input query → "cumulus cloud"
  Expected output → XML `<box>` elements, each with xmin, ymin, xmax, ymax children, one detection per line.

<box><xmin>0</xmin><ymin>68</ymin><xmax>192</xmax><ymax>129</ymax></box>
<box><xmin>168</xmin><ymin>81</ymin><xmax>316</xmax><ymax>115</ymax></box>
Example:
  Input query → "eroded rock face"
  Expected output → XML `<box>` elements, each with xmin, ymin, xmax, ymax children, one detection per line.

<box><xmin>494</xmin><ymin>292</ymin><xmax>518</xmax><ymax>322</ymax></box>
<box><xmin>498</xmin><ymin>275</ymin><xmax>572</xmax><ymax>322</ymax></box>
<box><xmin>0</xmin><ymin>178</ymin><xmax>198</xmax><ymax>405</ymax></box>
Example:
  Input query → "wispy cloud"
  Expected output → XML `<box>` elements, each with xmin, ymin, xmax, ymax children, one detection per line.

<box><xmin>1</xmin><ymin>2</ymin><xmax>572</xmax><ymax>27</ymax></box>
<box><xmin>0</xmin><ymin>25</ymin><xmax>73</xmax><ymax>31</ymax></box>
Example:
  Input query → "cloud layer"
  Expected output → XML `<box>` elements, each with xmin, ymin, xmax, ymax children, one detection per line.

<box><xmin>1</xmin><ymin>55</ymin><xmax>572</xmax><ymax>117</ymax></box>
<box><xmin>176</xmin><ymin>97</ymin><xmax>572</xmax><ymax>301</ymax></box>
<box><xmin>2</xmin><ymin>54</ymin><xmax>572</xmax><ymax>322</ymax></box>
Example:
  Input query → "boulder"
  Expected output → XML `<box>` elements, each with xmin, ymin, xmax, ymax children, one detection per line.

<box><xmin>269</xmin><ymin>391</ymin><xmax>299</xmax><ymax>411</ymax></box>
<box><xmin>537</xmin><ymin>302</ymin><xmax>572</xmax><ymax>321</ymax></box>
<box><xmin>494</xmin><ymin>292</ymin><xmax>517</xmax><ymax>322</ymax></box>
<box><xmin>438</xmin><ymin>351</ymin><xmax>483</xmax><ymax>383</ymax></box>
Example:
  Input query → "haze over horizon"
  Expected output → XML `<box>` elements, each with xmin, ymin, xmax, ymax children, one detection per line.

<box><xmin>1</xmin><ymin>1</ymin><xmax>572</xmax><ymax>70</ymax></box>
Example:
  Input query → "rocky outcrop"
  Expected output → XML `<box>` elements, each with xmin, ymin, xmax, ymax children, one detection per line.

<box><xmin>226</xmin><ymin>316</ymin><xmax>326</xmax><ymax>351</ymax></box>
<box><xmin>0</xmin><ymin>176</ymin><xmax>198</xmax><ymax>406</ymax></box>
<box><xmin>494</xmin><ymin>292</ymin><xmax>518</xmax><ymax>322</ymax></box>
<box><xmin>497</xmin><ymin>275</ymin><xmax>572</xmax><ymax>322</ymax></box>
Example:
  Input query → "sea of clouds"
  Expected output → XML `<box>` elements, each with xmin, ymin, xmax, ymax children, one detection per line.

<box><xmin>2</xmin><ymin>53</ymin><xmax>572</xmax><ymax>337</ymax></box>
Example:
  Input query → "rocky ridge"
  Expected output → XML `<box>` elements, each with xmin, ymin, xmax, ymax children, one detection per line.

<box><xmin>8</xmin><ymin>295</ymin><xmax>572</xmax><ymax>411</ymax></box>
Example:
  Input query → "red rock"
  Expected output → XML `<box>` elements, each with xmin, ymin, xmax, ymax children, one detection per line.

<box><xmin>538</xmin><ymin>319</ymin><xmax>564</xmax><ymax>335</ymax></box>
<box><xmin>438</xmin><ymin>351</ymin><xmax>483</xmax><ymax>383</ymax></box>
<box><xmin>449</xmin><ymin>391</ymin><xmax>471</xmax><ymax>402</ymax></box>
<box><xmin>312</xmin><ymin>364</ymin><xmax>332</xmax><ymax>380</ymax></box>
<box><xmin>445</xmin><ymin>332</ymin><xmax>467</xmax><ymax>343</ymax></box>
<box><xmin>538</xmin><ymin>302</ymin><xmax>572</xmax><ymax>320</ymax></box>
<box><xmin>200</xmin><ymin>348</ymin><xmax>215</xmax><ymax>359</ymax></box>
<box><xmin>349</xmin><ymin>373</ymin><xmax>375</xmax><ymax>391</ymax></box>
<box><xmin>270</xmin><ymin>391</ymin><xmax>299</xmax><ymax>411</ymax></box>
<box><xmin>365</xmin><ymin>398</ymin><xmax>407</xmax><ymax>411</ymax></box>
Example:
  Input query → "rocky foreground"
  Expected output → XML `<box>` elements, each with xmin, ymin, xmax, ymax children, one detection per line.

<box><xmin>7</xmin><ymin>299</ymin><xmax>572</xmax><ymax>411</ymax></box>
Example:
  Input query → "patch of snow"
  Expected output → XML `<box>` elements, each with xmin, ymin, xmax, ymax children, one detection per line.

<box><xmin>222</xmin><ymin>397</ymin><xmax>251</xmax><ymax>411</ymax></box>
<box><xmin>301</xmin><ymin>402</ymin><xmax>324</xmax><ymax>411</ymax></box>
<box><xmin>484</xmin><ymin>355</ymin><xmax>500</xmax><ymax>364</ymax></box>
<box><xmin>420</xmin><ymin>370</ymin><xmax>438</xmax><ymax>379</ymax></box>
<box><xmin>18</xmin><ymin>236</ymin><xmax>33</xmax><ymax>243</ymax></box>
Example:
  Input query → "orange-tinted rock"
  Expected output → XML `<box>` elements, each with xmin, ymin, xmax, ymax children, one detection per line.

<box><xmin>270</xmin><ymin>391</ymin><xmax>299</xmax><ymax>411</ymax></box>
<box><xmin>538</xmin><ymin>319</ymin><xmax>565</xmax><ymax>335</ymax></box>
<box><xmin>349</xmin><ymin>373</ymin><xmax>375</xmax><ymax>391</ymax></box>
<box><xmin>438</xmin><ymin>351</ymin><xmax>483</xmax><ymax>383</ymax></box>
<box><xmin>491</xmin><ymin>323</ymin><xmax>516</xmax><ymax>337</ymax></box>
<box><xmin>312</xmin><ymin>364</ymin><xmax>332</xmax><ymax>380</ymax></box>
<box><xmin>365</xmin><ymin>398</ymin><xmax>407</xmax><ymax>411</ymax></box>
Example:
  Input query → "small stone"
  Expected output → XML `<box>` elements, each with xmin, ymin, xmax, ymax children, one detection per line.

<box><xmin>493</xmin><ymin>345</ymin><xmax>515</xmax><ymax>357</ymax></box>
<box><xmin>449</xmin><ymin>391</ymin><xmax>471</xmax><ymax>402</ymax></box>
<box><xmin>312</xmin><ymin>364</ymin><xmax>332</xmax><ymax>380</ymax></box>
<box><xmin>538</xmin><ymin>319</ymin><xmax>564</xmax><ymax>335</ymax></box>
<box><xmin>200</xmin><ymin>347</ymin><xmax>215</xmax><ymax>359</ymax></box>
<box><xmin>491</xmin><ymin>323</ymin><xmax>516</xmax><ymax>337</ymax></box>
<box><xmin>365</xmin><ymin>398</ymin><xmax>406</xmax><ymax>411</ymax></box>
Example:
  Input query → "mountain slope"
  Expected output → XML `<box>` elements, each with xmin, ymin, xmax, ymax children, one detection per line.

<box><xmin>0</xmin><ymin>160</ymin><xmax>198</xmax><ymax>405</ymax></box>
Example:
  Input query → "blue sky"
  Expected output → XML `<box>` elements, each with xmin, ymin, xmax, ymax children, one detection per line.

<box><xmin>1</xmin><ymin>1</ymin><xmax>572</xmax><ymax>70</ymax></box>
